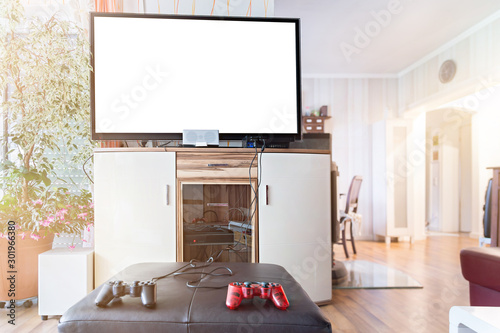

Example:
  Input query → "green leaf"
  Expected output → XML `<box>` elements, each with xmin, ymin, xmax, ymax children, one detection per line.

<box><xmin>0</xmin><ymin>0</ymin><xmax>94</xmax><ymax>236</ymax></box>
<box><xmin>42</xmin><ymin>175</ymin><xmax>51</xmax><ymax>187</ymax></box>
<box><xmin>23</xmin><ymin>171</ymin><xmax>41</xmax><ymax>182</ymax></box>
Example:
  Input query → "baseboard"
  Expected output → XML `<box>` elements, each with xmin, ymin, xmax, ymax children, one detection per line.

<box><xmin>468</xmin><ymin>232</ymin><xmax>482</xmax><ymax>239</ymax></box>
<box><xmin>315</xmin><ymin>299</ymin><xmax>332</xmax><ymax>307</ymax></box>
<box><xmin>355</xmin><ymin>234</ymin><xmax>376</xmax><ymax>241</ymax></box>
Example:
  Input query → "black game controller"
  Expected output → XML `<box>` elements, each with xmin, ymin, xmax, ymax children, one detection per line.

<box><xmin>95</xmin><ymin>280</ymin><xmax>157</xmax><ymax>308</ymax></box>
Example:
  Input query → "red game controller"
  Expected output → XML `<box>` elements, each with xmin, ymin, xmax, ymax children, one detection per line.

<box><xmin>226</xmin><ymin>281</ymin><xmax>289</xmax><ymax>310</ymax></box>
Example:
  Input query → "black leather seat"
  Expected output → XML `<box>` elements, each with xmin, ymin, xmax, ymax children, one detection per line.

<box><xmin>58</xmin><ymin>262</ymin><xmax>332</xmax><ymax>333</ymax></box>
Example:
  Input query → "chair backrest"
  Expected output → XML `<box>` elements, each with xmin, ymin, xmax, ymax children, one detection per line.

<box><xmin>345</xmin><ymin>176</ymin><xmax>363</xmax><ymax>214</ymax></box>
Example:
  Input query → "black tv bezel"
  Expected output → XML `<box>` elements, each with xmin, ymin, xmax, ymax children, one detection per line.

<box><xmin>90</xmin><ymin>12</ymin><xmax>302</xmax><ymax>143</ymax></box>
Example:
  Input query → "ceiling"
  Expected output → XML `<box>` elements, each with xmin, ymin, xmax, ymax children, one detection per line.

<box><xmin>275</xmin><ymin>0</ymin><xmax>500</xmax><ymax>76</ymax></box>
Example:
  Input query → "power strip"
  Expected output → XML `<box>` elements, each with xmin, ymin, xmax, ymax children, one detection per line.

<box><xmin>228</xmin><ymin>221</ymin><xmax>253</xmax><ymax>232</ymax></box>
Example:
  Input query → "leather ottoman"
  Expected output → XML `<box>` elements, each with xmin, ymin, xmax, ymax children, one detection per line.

<box><xmin>58</xmin><ymin>262</ymin><xmax>332</xmax><ymax>332</ymax></box>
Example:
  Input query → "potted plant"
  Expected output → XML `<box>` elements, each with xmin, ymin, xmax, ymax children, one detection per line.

<box><xmin>0</xmin><ymin>0</ymin><xmax>95</xmax><ymax>301</ymax></box>
<box><xmin>0</xmin><ymin>188</ymin><xmax>94</xmax><ymax>301</ymax></box>
<box><xmin>0</xmin><ymin>188</ymin><xmax>94</xmax><ymax>241</ymax></box>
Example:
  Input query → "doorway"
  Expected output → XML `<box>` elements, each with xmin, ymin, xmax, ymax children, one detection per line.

<box><xmin>425</xmin><ymin>108</ymin><xmax>472</xmax><ymax>233</ymax></box>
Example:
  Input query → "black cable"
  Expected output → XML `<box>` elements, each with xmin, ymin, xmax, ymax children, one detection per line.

<box><xmin>229</xmin><ymin>139</ymin><xmax>265</xmax><ymax>252</ymax></box>
<box><xmin>180</xmin><ymin>139</ymin><xmax>265</xmax><ymax>264</ymax></box>
<box><xmin>174</xmin><ymin>266</ymin><xmax>233</xmax><ymax>289</ymax></box>
<box><xmin>151</xmin><ymin>257</ymin><xmax>233</xmax><ymax>289</ymax></box>
<box><xmin>209</xmin><ymin>245</ymin><xmax>247</xmax><ymax>262</ymax></box>
<box><xmin>151</xmin><ymin>257</ymin><xmax>218</xmax><ymax>282</ymax></box>
<box><xmin>245</xmin><ymin>139</ymin><xmax>265</xmax><ymax>241</ymax></box>
<box><xmin>82</xmin><ymin>154</ymin><xmax>94</xmax><ymax>184</ymax></box>
<box><xmin>211</xmin><ymin>248</ymin><xmax>225</xmax><ymax>261</ymax></box>
<box><xmin>248</xmin><ymin>138</ymin><xmax>265</xmax><ymax>225</ymax></box>
<box><xmin>151</xmin><ymin>260</ymin><xmax>197</xmax><ymax>282</ymax></box>
<box><xmin>223</xmin><ymin>207</ymin><xmax>245</xmax><ymax>222</ymax></box>
<box><xmin>230</xmin><ymin>247</ymin><xmax>246</xmax><ymax>262</ymax></box>
<box><xmin>232</xmin><ymin>145</ymin><xmax>258</xmax><ymax>248</ymax></box>
<box><xmin>173</xmin><ymin>266</ymin><xmax>232</xmax><ymax>279</ymax></box>
<box><xmin>159</xmin><ymin>140</ymin><xmax>173</xmax><ymax>147</ymax></box>
<box><xmin>203</xmin><ymin>209</ymin><xmax>219</xmax><ymax>221</ymax></box>
<box><xmin>249</xmin><ymin>144</ymin><xmax>258</xmax><ymax>199</ymax></box>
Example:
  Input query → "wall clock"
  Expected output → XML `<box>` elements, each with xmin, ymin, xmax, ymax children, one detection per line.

<box><xmin>439</xmin><ymin>59</ymin><xmax>457</xmax><ymax>83</ymax></box>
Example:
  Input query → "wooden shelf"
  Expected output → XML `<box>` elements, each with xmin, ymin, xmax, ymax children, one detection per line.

<box><xmin>94</xmin><ymin>147</ymin><xmax>331</xmax><ymax>154</ymax></box>
<box><xmin>302</xmin><ymin>116</ymin><xmax>331</xmax><ymax>133</ymax></box>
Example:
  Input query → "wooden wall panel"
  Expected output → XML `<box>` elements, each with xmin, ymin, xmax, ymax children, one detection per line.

<box><xmin>304</xmin><ymin>17</ymin><xmax>500</xmax><ymax>241</ymax></box>
<box><xmin>399</xmin><ymin>17</ymin><xmax>500</xmax><ymax>112</ymax></box>
<box><xmin>302</xmin><ymin>77</ymin><xmax>399</xmax><ymax>240</ymax></box>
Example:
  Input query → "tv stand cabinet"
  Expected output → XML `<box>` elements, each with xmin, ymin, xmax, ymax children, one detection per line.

<box><xmin>94</xmin><ymin>148</ymin><xmax>332</xmax><ymax>303</ymax></box>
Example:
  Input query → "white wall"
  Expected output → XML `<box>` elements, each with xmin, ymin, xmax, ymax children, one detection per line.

<box><xmin>399</xmin><ymin>15</ymin><xmax>500</xmax><ymax>114</ymax></box>
<box><xmin>304</xmin><ymin>15</ymin><xmax>500</xmax><ymax>240</ymax></box>
<box><xmin>474</xmin><ymin>88</ymin><xmax>500</xmax><ymax>237</ymax></box>
<box><xmin>460</xmin><ymin>122</ymin><xmax>472</xmax><ymax>232</ymax></box>
<box><xmin>450</xmin><ymin>86</ymin><xmax>500</xmax><ymax>237</ymax></box>
<box><xmin>425</xmin><ymin>109</ymin><xmax>472</xmax><ymax>233</ymax></box>
<box><xmin>440</xmin><ymin>119</ymin><xmax>460</xmax><ymax>232</ymax></box>
<box><xmin>398</xmin><ymin>16</ymin><xmax>500</xmax><ymax>238</ymax></box>
<box><xmin>302</xmin><ymin>77</ymin><xmax>399</xmax><ymax>240</ymax></box>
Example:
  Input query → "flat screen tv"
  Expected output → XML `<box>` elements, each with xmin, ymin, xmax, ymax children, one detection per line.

<box><xmin>90</xmin><ymin>13</ymin><xmax>302</xmax><ymax>143</ymax></box>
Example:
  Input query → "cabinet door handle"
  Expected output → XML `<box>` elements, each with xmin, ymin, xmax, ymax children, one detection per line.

<box><xmin>166</xmin><ymin>185</ymin><xmax>169</xmax><ymax>205</ymax></box>
<box><xmin>266</xmin><ymin>185</ymin><xmax>269</xmax><ymax>205</ymax></box>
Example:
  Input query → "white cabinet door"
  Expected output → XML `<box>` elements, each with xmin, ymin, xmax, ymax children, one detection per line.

<box><xmin>94</xmin><ymin>152</ymin><xmax>176</xmax><ymax>285</ymax></box>
<box><xmin>259</xmin><ymin>153</ymin><xmax>331</xmax><ymax>303</ymax></box>
<box><xmin>372</xmin><ymin>119</ymin><xmax>411</xmax><ymax>243</ymax></box>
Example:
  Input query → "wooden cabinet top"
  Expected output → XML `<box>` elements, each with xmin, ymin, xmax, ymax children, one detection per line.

<box><xmin>94</xmin><ymin>147</ymin><xmax>330</xmax><ymax>154</ymax></box>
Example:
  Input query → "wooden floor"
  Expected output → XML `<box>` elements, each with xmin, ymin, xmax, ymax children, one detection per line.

<box><xmin>323</xmin><ymin>234</ymin><xmax>477</xmax><ymax>333</ymax></box>
<box><xmin>0</xmin><ymin>234</ymin><xmax>477</xmax><ymax>332</ymax></box>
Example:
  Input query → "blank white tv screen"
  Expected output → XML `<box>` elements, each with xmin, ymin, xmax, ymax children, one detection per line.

<box><xmin>91</xmin><ymin>14</ymin><xmax>301</xmax><ymax>140</ymax></box>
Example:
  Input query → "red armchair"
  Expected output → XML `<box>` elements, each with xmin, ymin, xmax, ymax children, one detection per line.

<box><xmin>460</xmin><ymin>247</ymin><xmax>500</xmax><ymax>306</ymax></box>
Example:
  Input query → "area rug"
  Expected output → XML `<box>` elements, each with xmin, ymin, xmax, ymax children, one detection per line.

<box><xmin>332</xmin><ymin>260</ymin><xmax>423</xmax><ymax>289</ymax></box>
